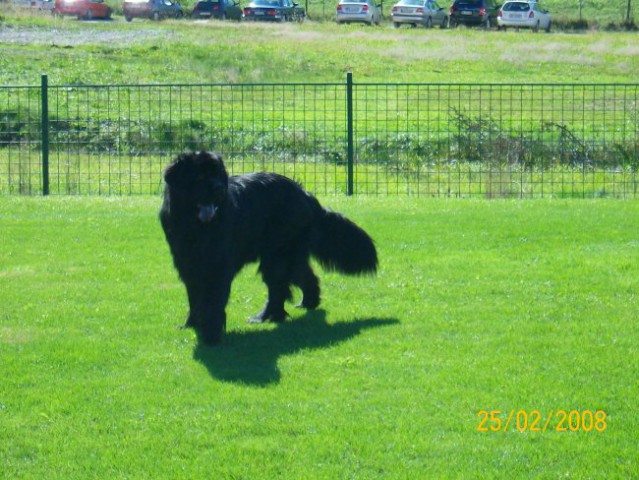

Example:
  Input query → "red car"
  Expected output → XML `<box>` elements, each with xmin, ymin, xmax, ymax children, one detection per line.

<box><xmin>53</xmin><ymin>0</ymin><xmax>113</xmax><ymax>19</ymax></box>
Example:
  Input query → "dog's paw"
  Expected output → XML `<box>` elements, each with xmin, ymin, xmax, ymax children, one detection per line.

<box><xmin>180</xmin><ymin>313</ymin><xmax>196</xmax><ymax>329</ymax></box>
<box><xmin>247</xmin><ymin>308</ymin><xmax>289</xmax><ymax>324</ymax></box>
<box><xmin>296</xmin><ymin>297</ymin><xmax>320</xmax><ymax>310</ymax></box>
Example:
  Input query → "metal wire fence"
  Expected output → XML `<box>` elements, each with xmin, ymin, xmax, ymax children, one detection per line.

<box><xmin>1</xmin><ymin>75</ymin><xmax>638</xmax><ymax>197</ymax></box>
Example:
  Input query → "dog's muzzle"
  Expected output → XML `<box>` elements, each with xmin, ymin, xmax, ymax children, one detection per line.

<box><xmin>197</xmin><ymin>204</ymin><xmax>218</xmax><ymax>223</ymax></box>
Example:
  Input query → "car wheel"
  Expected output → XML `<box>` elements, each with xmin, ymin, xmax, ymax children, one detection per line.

<box><xmin>125</xmin><ymin>15</ymin><xmax>133</xmax><ymax>21</ymax></box>
<box><xmin>393</xmin><ymin>22</ymin><xmax>400</xmax><ymax>28</ymax></box>
<box><xmin>533</xmin><ymin>20</ymin><xmax>539</xmax><ymax>32</ymax></box>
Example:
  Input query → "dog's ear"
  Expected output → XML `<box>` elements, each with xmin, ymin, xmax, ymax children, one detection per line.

<box><xmin>194</xmin><ymin>151</ymin><xmax>227</xmax><ymax>172</ymax></box>
<box><xmin>163</xmin><ymin>155</ymin><xmax>189</xmax><ymax>187</ymax></box>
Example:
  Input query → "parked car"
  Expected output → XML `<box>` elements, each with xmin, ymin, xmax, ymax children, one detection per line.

<box><xmin>497</xmin><ymin>0</ymin><xmax>550</xmax><ymax>31</ymax></box>
<box><xmin>449</xmin><ymin>0</ymin><xmax>499</xmax><ymax>28</ymax></box>
<box><xmin>335</xmin><ymin>0</ymin><xmax>381</xmax><ymax>25</ymax></box>
<box><xmin>33</xmin><ymin>0</ymin><xmax>55</xmax><ymax>11</ymax></box>
<box><xmin>13</xmin><ymin>0</ymin><xmax>54</xmax><ymax>9</ymax></box>
<box><xmin>191</xmin><ymin>0</ymin><xmax>243</xmax><ymax>19</ymax></box>
<box><xmin>122</xmin><ymin>0</ymin><xmax>184</xmax><ymax>21</ymax></box>
<box><xmin>53</xmin><ymin>0</ymin><xmax>112</xmax><ymax>19</ymax></box>
<box><xmin>391</xmin><ymin>0</ymin><xmax>448</xmax><ymax>28</ymax></box>
<box><xmin>243</xmin><ymin>0</ymin><xmax>305</xmax><ymax>22</ymax></box>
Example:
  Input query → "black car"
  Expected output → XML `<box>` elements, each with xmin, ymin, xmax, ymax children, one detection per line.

<box><xmin>243</xmin><ymin>0</ymin><xmax>305</xmax><ymax>22</ymax></box>
<box><xmin>191</xmin><ymin>0</ymin><xmax>243</xmax><ymax>19</ymax></box>
<box><xmin>449</xmin><ymin>0</ymin><xmax>499</xmax><ymax>28</ymax></box>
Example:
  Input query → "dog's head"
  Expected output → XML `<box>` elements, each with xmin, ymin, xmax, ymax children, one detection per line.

<box><xmin>164</xmin><ymin>151</ymin><xmax>229</xmax><ymax>223</ymax></box>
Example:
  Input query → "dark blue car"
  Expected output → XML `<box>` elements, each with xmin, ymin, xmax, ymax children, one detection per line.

<box><xmin>191</xmin><ymin>0</ymin><xmax>243</xmax><ymax>20</ymax></box>
<box><xmin>449</xmin><ymin>0</ymin><xmax>500</xmax><ymax>28</ymax></box>
<box><xmin>243</xmin><ymin>0</ymin><xmax>305</xmax><ymax>22</ymax></box>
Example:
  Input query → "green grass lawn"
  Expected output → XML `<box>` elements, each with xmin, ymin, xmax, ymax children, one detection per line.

<box><xmin>1</xmin><ymin>196</ymin><xmax>637</xmax><ymax>478</ymax></box>
<box><xmin>2</xmin><ymin>9</ymin><xmax>639</xmax><ymax>86</ymax></box>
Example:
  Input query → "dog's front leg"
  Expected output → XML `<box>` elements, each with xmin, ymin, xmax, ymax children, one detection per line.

<box><xmin>196</xmin><ymin>272</ymin><xmax>232</xmax><ymax>345</ymax></box>
<box><xmin>182</xmin><ymin>281</ymin><xmax>202</xmax><ymax>329</ymax></box>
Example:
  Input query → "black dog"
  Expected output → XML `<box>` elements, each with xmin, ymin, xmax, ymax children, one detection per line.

<box><xmin>159</xmin><ymin>151</ymin><xmax>378</xmax><ymax>345</ymax></box>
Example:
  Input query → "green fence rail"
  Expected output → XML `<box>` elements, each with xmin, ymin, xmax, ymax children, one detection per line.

<box><xmin>1</xmin><ymin>74</ymin><xmax>638</xmax><ymax>197</ymax></box>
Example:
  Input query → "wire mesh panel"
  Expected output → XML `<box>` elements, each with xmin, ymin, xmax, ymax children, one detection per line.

<box><xmin>44</xmin><ymin>82</ymin><xmax>347</xmax><ymax>195</ymax></box>
<box><xmin>0</xmin><ymin>80</ymin><xmax>638</xmax><ymax>197</ymax></box>
<box><xmin>352</xmin><ymin>83</ymin><xmax>639</xmax><ymax>197</ymax></box>
<box><xmin>0</xmin><ymin>86</ymin><xmax>42</xmax><ymax>195</ymax></box>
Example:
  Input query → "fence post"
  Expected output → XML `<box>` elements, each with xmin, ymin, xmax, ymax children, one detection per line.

<box><xmin>346</xmin><ymin>71</ymin><xmax>354</xmax><ymax>196</ymax></box>
<box><xmin>41</xmin><ymin>74</ymin><xmax>50</xmax><ymax>196</ymax></box>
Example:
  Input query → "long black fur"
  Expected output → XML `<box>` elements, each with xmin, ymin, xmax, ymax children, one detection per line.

<box><xmin>160</xmin><ymin>151</ymin><xmax>378</xmax><ymax>345</ymax></box>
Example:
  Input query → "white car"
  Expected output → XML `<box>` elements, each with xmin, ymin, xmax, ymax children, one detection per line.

<box><xmin>497</xmin><ymin>0</ymin><xmax>551</xmax><ymax>32</ymax></box>
<box><xmin>336</xmin><ymin>0</ymin><xmax>381</xmax><ymax>25</ymax></box>
<box><xmin>391</xmin><ymin>0</ymin><xmax>448</xmax><ymax>28</ymax></box>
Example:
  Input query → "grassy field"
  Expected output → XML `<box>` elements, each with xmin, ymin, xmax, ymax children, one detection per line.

<box><xmin>1</xmin><ymin>7</ymin><xmax>639</xmax><ymax>86</ymax></box>
<box><xmin>1</xmin><ymin>9</ymin><xmax>638</xmax><ymax>477</ymax></box>
<box><xmin>1</xmin><ymin>197</ymin><xmax>638</xmax><ymax>477</ymax></box>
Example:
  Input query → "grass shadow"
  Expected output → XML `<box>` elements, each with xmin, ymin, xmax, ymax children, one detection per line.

<box><xmin>192</xmin><ymin>310</ymin><xmax>399</xmax><ymax>386</ymax></box>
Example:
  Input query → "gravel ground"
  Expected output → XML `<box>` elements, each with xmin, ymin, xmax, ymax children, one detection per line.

<box><xmin>0</xmin><ymin>24</ymin><xmax>172</xmax><ymax>47</ymax></box>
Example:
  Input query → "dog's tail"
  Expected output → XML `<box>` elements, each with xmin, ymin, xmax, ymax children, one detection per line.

<box><xmin>311</xmin><ymin>209</ymin><xmax>378</xmax><ymax>275</ymax></box>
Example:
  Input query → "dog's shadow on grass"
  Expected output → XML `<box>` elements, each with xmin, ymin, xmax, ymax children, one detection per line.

<box><xmin>192</xmin><ymin>310</ymin><xmax>399</xmax><ymax>386</ymax></box>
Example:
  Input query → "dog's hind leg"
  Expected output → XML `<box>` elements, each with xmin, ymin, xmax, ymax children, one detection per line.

<box><xmin>292</xmin><ymin>262</ymin><xmax>320</xmax><ymax>310</ymax></box>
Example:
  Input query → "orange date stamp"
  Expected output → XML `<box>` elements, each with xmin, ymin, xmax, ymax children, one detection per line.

<box><xmin>477</xmin><ymin>409</ymin><xmax>607</xmax><ymax>433</ymax></box>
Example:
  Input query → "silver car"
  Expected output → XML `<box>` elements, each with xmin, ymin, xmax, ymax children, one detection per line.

<box><xmin>497</xmin><ymin>0</ymin><xmax>551</xmax><ymax>32</ymax></box>
<box><xmin>336</xmin><ymin>0</ymin><xmax>382</xmax><ymax>25</ymax></box>
<box><xmin>391</xmin><ymin>0</ymin><xmax>448</xmax><ymax>28</ymax></box>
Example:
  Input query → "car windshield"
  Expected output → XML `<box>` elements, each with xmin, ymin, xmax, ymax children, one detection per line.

<box><xmin>503</xmin><ymin>1</ymin><xmax>530</xmax><ymax>10</ymax></box>
<box><xmin>454</xmin><ymin>0</ymin><xmax>481</xmax><ymax>6</ymax></box>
